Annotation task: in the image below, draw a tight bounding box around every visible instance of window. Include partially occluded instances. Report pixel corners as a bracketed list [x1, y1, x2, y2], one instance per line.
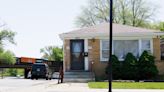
[141, 40, 151, 53]
[100, 39, 151, 61]
[100, 40, 109, 61]
[114, 40, 139, 60]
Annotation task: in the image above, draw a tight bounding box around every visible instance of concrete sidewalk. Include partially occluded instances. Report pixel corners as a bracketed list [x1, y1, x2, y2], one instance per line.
[46, 83, 164, 92]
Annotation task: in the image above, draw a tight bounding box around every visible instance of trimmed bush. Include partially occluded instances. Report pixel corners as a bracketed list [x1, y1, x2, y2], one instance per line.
[122, 53, 138, 80]
[105, 51, 158, 80]
[106, 55, 121, 80]
[138, 51, 158, 80]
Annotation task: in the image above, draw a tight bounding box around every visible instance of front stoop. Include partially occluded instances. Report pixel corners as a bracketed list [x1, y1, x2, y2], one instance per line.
[63, 72, 95, 82]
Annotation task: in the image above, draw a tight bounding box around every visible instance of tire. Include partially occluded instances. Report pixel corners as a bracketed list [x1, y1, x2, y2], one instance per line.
[36, 77, 38, 80]
[46, 77, 48, 80]
[31, 76, 34, 80]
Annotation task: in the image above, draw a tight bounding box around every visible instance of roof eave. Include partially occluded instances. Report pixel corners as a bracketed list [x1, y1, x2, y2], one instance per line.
[59, 32, 164, 39]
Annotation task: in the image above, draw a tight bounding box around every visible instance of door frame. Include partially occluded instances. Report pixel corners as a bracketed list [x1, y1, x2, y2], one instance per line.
[70, 39, 84, 70]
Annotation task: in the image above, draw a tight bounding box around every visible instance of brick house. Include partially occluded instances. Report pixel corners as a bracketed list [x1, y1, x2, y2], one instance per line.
[59, 23, 164, 78]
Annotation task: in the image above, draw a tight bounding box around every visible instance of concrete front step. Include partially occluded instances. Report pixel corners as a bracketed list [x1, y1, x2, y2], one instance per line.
[64, 72, 95, 82]
[64, 78, 93, 83]
[64, 72, 93, 75]
[64, 74, 93, 78]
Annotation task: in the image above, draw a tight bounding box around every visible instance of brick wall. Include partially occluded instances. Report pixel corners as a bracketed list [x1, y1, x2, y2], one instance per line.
[88, 39, 108, 78]
[153, 38, 161, 61]
[152, 38, 164, 75]
[155, 61, 164, 75]
[64, 39, 71, 71]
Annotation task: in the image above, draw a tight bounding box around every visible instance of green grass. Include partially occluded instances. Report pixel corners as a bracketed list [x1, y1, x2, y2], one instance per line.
[88, 82, 164, 89]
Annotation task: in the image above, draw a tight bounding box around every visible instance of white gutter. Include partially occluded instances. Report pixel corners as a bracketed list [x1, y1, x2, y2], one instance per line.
[59, 32, 164, 40]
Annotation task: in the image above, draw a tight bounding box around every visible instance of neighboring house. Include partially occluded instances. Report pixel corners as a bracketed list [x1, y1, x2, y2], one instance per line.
[59, 23, 164, 78]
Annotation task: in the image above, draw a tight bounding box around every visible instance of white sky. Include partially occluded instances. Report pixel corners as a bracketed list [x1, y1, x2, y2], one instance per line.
[0, 0, 164, 58]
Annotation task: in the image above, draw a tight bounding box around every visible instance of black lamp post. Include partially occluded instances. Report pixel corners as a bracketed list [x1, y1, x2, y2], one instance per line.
[108, 0, 113, 92]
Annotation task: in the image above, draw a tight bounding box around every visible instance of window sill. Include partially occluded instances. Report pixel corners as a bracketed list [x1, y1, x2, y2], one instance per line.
[100, 61, 108, 63]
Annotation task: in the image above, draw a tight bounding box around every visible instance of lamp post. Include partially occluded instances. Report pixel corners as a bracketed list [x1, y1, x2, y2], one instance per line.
[108, 0, 113, 92]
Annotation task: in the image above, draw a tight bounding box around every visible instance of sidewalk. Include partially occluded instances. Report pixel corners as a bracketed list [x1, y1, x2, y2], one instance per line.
[46, 83, 164, 92]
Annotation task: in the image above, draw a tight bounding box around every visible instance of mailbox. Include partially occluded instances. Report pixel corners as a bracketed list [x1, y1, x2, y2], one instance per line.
[83, 52, 88, 57]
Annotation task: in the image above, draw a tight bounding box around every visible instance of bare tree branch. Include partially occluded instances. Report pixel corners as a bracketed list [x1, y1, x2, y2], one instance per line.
[75, 0, 157, 28]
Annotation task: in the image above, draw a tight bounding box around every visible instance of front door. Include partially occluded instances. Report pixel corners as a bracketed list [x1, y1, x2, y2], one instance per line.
[70, 40, 84, 70]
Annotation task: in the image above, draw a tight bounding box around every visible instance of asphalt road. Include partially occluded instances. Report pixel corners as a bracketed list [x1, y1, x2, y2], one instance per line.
[0, 77, 58, 92]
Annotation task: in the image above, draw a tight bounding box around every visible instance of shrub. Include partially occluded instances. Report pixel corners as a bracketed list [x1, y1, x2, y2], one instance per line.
[7, 69, 18, 76]
[105, 51, 158, 80]
[138, 51, 158, 80]
[122, 53, 138, 80]
[106, 55, 121, 80]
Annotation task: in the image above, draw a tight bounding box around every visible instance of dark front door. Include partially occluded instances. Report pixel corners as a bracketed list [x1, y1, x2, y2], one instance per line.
[70, 40, 84, 70]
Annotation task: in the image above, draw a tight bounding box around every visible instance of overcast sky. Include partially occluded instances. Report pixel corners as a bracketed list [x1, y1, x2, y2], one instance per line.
[0, 0, 164, 58]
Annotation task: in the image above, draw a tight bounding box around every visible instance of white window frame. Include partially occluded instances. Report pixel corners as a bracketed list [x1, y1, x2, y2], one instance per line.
[139, 39, 153, 55]
[100, 38, 153, 62]
[100, 39, 110, 61]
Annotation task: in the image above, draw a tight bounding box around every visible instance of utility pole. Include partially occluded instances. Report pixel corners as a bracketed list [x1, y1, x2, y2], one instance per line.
[108, 0, 113, 92]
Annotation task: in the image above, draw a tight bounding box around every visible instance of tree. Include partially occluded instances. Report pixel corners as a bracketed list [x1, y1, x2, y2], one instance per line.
[160, 22, 164, 31]
[40, 46, 63, 61]
[76, 0, 109, 27]
[0, 30, 16, 45]
[0, 29, 16, 65]
[0, 50, 16, 64]
[76, 0, 156, 28]
[154, 22, 164, 31]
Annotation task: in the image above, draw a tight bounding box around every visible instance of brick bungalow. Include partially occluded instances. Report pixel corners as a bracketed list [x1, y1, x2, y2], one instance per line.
[59, 23, 164, 78]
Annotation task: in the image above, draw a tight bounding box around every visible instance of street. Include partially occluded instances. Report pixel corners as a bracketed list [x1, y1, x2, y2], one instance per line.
[0, 77, 56, 92]
[0, 77, 164, 92]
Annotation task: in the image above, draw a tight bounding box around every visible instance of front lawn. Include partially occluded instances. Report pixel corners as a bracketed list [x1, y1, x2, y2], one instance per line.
[88, 82, 164, 89]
